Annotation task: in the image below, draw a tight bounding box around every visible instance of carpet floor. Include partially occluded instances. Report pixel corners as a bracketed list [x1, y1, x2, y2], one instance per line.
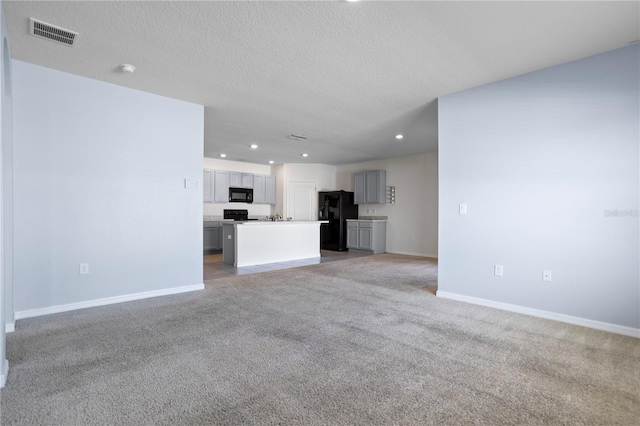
[1, 254, 638, 425]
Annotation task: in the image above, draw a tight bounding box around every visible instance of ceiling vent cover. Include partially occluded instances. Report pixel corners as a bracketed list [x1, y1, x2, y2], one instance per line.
[287, 134, 308, 141]
[29, 18, 78, 47]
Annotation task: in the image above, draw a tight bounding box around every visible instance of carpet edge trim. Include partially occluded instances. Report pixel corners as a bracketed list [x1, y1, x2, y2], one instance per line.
[436, 291, 639, 338]
[386, 250, 438, 258]
[13, 284, 205, 321]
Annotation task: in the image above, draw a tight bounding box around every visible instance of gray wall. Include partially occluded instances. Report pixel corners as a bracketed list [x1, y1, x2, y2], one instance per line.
[2, 14, 12, 330]
[12, 61, 204, 314]
[438, 45, 639, 329]
[0, 0, 11, 386]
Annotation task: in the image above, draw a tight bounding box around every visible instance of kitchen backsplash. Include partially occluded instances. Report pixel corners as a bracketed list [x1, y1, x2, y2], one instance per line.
[203, 202, 272, 218]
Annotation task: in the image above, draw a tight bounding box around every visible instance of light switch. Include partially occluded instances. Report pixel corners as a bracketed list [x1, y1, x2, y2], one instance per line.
[494, 264, 503, 276]
[184, 179, 199, 189]
[459, 204, 468, 215]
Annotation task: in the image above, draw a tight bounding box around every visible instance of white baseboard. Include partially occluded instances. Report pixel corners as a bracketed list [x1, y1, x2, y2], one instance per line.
[0, 359, 8, 388]
[14, 284, 205, 321]
[5, 322, 15, 333]
[386, 250, 438, 259]
[436, 291, 639, 338]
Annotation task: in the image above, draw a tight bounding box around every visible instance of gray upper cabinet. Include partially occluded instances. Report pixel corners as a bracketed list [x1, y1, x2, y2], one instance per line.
[203, 169, 213, 203]
[252, 174, 276, 205]
[204, 169, 274, 204]
[354, 170, 386, 204]
[213, 170, 230, 203]
[253, 174, 266, 204]
[229, 172, 241, 187]
[265, 175, 276, 205]
[242, 173, 254, 188]
[354, 172, 365, 204]
[229, 172, 253, 188]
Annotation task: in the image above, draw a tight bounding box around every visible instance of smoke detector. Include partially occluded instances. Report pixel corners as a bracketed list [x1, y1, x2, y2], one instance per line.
[29, 18, 78, 47]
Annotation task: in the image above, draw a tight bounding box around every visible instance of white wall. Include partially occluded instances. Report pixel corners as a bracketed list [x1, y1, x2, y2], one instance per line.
[272, 164, 284, 217]
[438, 45, 639, 332]
[336, 152, 438, 257]
[13, 61, 204, 315]
[0, 1, 11, 387]
[203, 157, 272, 217]
[280, 163, 337, 219]
[284, 163, 337, 192]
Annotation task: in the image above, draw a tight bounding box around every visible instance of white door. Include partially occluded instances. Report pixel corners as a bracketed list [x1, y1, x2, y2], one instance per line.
[287, 181, 316, 221]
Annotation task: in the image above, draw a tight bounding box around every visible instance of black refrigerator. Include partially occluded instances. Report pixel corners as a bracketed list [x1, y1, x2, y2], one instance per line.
[319, 191, 358, 251]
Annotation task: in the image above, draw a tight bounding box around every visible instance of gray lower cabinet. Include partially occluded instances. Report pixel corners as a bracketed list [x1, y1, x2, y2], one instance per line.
[354, 170, 386, 204]
[222, 223, 235, 265]
[204, 221, 223, 254]
[347, 220, 386, 254]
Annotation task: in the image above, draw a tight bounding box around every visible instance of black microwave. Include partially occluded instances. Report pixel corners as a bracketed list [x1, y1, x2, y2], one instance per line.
[229, 187, 253, 203]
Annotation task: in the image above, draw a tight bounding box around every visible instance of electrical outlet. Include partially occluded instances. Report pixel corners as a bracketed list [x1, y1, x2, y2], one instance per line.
[79, 263, 89, 275]
[543, 270, 552, 282]
[494, 264, 504, 276]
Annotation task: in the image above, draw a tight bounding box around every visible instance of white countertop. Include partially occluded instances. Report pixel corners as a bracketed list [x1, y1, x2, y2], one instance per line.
[204, 217, 268, 222]
[346, 219, 388, 222]
[224, 220, 328, 226]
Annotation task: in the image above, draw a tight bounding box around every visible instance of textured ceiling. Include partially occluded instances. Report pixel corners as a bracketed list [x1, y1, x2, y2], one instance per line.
[3, 1, 639, 166]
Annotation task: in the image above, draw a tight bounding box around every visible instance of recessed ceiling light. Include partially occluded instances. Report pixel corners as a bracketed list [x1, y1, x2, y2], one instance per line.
[301, 153, 309, 157]
[268, 160, 274, 164]
[395, 134, 404, 140]
[120, 64, 136, 73]
[219, 154, 226, 158]
[250, 144, 258, 149]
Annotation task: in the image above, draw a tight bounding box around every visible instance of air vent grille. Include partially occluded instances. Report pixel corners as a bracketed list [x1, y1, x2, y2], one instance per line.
[30, 18, 78, 46]
[287, 134, 308, 141]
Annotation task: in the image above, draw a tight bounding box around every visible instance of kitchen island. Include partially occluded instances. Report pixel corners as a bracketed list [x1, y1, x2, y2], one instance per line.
[222, 221, 328, 267]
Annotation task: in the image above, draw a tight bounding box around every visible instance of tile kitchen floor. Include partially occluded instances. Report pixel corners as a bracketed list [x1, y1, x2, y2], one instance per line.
[204, 250, 369, 281]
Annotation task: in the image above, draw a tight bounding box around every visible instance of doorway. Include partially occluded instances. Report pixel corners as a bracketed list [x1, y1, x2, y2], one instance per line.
[287, 181, 317, 221]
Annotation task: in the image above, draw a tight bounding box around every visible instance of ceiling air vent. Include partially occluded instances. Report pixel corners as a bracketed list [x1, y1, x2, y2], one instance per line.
[287, 134, 308, 141]
[29, 18, 78, 47]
